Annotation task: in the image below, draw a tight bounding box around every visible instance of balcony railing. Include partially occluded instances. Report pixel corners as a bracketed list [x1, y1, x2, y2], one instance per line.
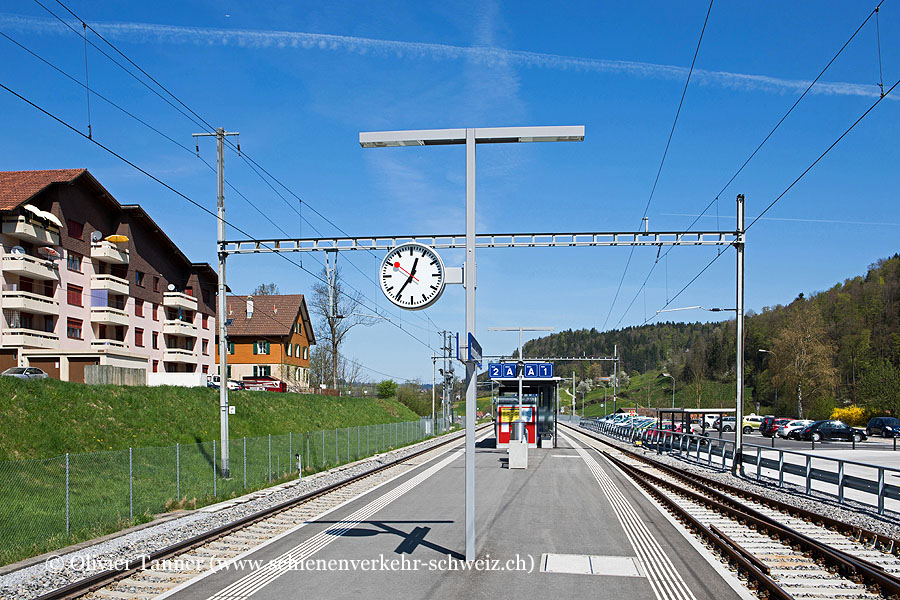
[1, 290, 59, 315]
[91, 274, 130, 296]
[90, 306, 129, 327]
[1, 329, 59, 349]
[1, 253, 59, 281]
[1, 216, 60, 246]
[163, 291, 197, 312]
[162, 319, 198, 338]
[90, 339, 127, 349]
[163, 348, 196, 363]
[90, 240, 129, 265]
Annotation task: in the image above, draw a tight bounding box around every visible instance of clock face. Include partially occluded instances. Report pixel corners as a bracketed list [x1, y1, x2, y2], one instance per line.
[380, 243, 445, 310]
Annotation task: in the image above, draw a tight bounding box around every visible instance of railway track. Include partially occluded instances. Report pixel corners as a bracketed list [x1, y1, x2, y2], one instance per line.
[562, 423, 900, 600]
[36, 425, 489, 600]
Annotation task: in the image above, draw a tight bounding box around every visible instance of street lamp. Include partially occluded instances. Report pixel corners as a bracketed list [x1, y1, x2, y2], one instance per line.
[658, 372, 676, 409]
[360, 125, 583, 563]
[759, 349, 778, 413]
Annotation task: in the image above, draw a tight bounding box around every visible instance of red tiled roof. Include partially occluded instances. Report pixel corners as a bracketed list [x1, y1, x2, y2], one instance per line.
[226, 294, 315, 343]
[0, 169, 87, 210]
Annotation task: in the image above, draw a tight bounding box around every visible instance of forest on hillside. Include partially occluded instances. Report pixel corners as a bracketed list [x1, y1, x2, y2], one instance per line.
[522, 254, 900, 420]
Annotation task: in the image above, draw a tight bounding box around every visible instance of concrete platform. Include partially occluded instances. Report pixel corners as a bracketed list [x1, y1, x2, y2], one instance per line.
[162, 431, 750, 600]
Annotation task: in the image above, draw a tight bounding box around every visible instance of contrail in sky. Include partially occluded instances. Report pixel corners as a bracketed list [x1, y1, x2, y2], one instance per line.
[0, 13, 890, 100]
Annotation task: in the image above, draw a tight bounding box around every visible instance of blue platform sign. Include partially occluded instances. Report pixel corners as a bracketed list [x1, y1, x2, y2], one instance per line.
[538, 363, 554, 378]
[488, 363, 518, 378]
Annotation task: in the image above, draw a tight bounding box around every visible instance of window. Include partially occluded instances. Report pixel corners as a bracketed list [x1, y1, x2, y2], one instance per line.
[153, 276, 160, 292]
[228, 341, 235, 355]
[185, 286, 193, 297]
[253, 365, 272, 377]
[202, 364, 209, 374]
[135, 328, 144, 347]
[226, 365, 232, 378]
[67, 219, 84, 240]
[135, 271, 144, 287]
[67, 284, 83, 307]
[152, 304, 158, 321]
[135, 299, 144, 317]
[202, 339, 209, 355]
[66, 251, 82, 272]
[43, 315, 54, 333]
[286, 343, 292, 357]
[302, 346, 309, 360]
[66, 318, 82, 339]
[294, 344, 300, 357]
[202, 314, 208, 329]
[152, 360, 159, 373]
[253, 340, 270, 355]
[202, 289, 210, 304]
[296, 320, 302, 335]
[152, 332, 158, 350]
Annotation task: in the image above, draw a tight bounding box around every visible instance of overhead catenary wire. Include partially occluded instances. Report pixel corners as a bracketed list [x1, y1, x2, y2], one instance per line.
[612, 0, 885, 329]
[36, 0, 445, 336]
[602, 0, 714, 330]
[0, 78, 439, 356]
[643, 72, 900, 326]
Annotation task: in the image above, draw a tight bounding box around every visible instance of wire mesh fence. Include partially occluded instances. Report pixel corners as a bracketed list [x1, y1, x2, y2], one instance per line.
[0, 416, 444, 566]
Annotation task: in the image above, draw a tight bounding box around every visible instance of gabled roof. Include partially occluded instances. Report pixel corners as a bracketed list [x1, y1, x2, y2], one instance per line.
[226, 294, 316, 344]
[0, 169, 88, 210]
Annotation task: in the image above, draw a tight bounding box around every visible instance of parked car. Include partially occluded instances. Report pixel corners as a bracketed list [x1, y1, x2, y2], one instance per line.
[742, 415, 765, 434]
[242, 376, 287, 392]
[795, 420, 867, 442]
[1, 366, 48, 380]
[760, 416, 791, 438]
[866, 417, 900, 438]
[206, 375, 244, 390]
[712, 416, 737, 432]
[778, 419, 814, 438]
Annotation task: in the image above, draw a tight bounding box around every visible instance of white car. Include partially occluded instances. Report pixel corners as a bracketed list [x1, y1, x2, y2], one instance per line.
[778, 419, 814, 438]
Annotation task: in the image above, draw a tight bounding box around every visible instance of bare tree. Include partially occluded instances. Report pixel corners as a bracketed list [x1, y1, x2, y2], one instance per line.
[311, 264, 374, 390]
[252, 282, 280, 295]
[773, 307, 837, 419]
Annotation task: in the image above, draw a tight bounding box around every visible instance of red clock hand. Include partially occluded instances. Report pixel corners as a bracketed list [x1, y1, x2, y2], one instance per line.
[393, 261, 419, 282]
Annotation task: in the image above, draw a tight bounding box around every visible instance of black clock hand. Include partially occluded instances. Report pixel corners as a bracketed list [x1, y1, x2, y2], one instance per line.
[409, 257, 419, 278]
[396, 275, 412, 298]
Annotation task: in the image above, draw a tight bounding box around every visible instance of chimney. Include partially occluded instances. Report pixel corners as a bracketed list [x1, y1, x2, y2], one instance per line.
[246, 296, 254, 319]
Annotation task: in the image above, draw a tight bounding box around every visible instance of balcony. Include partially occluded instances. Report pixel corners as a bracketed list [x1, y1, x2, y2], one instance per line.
[163, 348, 196, 363]
[163, 291, 197, 312]
[90, 240, 129, 265]
[163, 319, 197, 338]
[90, 339, 127, 350]
[2, 216, 60, 246]
[90, 306, 129, 327]
[1, 329, 58, 349]
[1, 253, 59, 281]
[1, 290, 59, 315]
[91, 274, 129, 296]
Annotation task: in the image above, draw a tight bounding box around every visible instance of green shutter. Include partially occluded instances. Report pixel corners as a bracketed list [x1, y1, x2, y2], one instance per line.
[253, 342, 258, 355]
[265, 341, 270, 354]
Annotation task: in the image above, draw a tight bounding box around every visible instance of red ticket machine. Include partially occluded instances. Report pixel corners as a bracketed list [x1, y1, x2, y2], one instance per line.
[495, 399, 537, 449]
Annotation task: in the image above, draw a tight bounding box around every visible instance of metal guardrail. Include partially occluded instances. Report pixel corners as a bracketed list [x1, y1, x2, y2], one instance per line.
[578, 418, 900, 515]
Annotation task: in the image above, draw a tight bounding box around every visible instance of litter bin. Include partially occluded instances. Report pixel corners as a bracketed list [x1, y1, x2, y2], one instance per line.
[510, 420, 528, 443]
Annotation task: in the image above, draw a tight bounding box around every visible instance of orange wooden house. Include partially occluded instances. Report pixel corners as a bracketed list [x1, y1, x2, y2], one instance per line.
[215, 294, 315, 390]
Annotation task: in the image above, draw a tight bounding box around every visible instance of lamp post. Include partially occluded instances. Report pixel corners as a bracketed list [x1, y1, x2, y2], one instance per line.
[659, 373, 676, 409]
[759, 349, 778, 412]
[360, 126, 583, 562]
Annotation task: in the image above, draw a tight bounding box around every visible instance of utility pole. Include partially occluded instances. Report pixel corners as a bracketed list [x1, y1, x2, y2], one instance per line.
[613, 344, 619, 415]
[193, 127, 239, 478]
[325, 250, 338, 392]
[734, 194, 746, 475]
[431, 352, 436, 431]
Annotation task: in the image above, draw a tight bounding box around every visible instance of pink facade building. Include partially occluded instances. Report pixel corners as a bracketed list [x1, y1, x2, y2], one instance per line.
[0, 169, 217, 383]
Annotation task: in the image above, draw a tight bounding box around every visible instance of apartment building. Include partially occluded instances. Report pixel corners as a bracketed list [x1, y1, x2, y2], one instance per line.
[216, 294, 315, 391]
[0, 169, 217, 383]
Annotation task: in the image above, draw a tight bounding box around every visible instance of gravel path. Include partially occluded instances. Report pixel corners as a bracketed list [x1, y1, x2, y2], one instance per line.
[0, 430, 462, 600]
[570, 423, 900, 541]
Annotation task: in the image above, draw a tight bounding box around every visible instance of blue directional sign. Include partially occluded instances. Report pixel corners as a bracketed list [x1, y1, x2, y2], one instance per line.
[523, 363, 539, 378]
[488, 363, 518, 378]
[538, 363, 554, 378]
[502, 363, 516, 378]
[488, 363, 502, 378]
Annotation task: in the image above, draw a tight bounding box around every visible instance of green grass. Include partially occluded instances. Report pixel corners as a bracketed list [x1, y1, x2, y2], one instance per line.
[0, 378, 435, 566]
[0, 378, 420, 461]
[452, 396, 493, 416]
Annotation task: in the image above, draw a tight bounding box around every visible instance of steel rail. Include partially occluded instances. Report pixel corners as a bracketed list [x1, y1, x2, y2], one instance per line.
[34, 424, 489, 600]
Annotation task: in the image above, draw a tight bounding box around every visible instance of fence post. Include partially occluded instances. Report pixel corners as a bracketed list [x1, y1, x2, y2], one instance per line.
[306, 432, 309, 471]
[289, 432, 292, 469]
[129, 447, 133, 520]
[878, 468, 885, 514]
[213, 440, 217, 496]
[805, 455, 812, 494]
[357, 426, 360, 460]
[347, 427, 350, 463]
[335, 428, 338, 464]
[268, 434, 272, 483]
[243, 437, 247, 489]
[176, 443, 180, 500]
[322, 430, 325, 467]
[65, 453, 70, 534]
[367, 425, 370, 455]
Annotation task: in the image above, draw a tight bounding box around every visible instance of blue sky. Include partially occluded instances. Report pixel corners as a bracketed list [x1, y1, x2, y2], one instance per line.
[1, 1, 898, 383]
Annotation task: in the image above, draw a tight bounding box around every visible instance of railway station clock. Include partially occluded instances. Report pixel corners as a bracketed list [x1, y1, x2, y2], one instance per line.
[379, 242, 445, 310]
